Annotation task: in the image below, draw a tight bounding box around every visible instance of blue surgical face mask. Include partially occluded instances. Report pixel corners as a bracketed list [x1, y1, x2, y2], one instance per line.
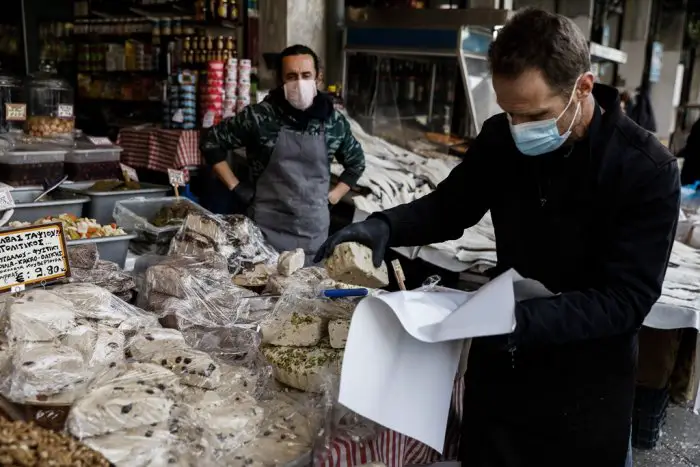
[508, 80, 582, 156]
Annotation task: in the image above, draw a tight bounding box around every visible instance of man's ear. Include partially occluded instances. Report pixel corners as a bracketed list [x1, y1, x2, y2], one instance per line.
[577, 72, 595, 101]
[316, 69, 324, 89]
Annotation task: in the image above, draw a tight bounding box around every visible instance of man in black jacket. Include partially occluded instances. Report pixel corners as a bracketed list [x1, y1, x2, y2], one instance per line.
[316, 7, 680, 467]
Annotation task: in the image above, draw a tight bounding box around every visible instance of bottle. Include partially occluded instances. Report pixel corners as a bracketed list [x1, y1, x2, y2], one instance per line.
[229, 0, 239, 20]
[217, 0, 229, 19]
[225, 36, 234, 51]
[217, 35, 224, 50]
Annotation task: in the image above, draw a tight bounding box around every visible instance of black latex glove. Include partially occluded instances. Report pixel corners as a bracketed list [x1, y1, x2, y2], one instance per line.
[232, 182, 255, 207]
[314, 217, 390, 267]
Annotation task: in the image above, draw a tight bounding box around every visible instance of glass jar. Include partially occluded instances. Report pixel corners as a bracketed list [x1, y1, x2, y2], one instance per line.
[0, 69, 25, 134]
[24, 61, 75, 144]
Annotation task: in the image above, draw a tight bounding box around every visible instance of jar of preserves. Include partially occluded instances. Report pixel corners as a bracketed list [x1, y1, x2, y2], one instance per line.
[0, 68, 25, 134]
[24, 61, 75, 144]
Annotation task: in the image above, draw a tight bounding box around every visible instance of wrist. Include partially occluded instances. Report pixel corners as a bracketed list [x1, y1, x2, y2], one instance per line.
[228, 180, 240, 191]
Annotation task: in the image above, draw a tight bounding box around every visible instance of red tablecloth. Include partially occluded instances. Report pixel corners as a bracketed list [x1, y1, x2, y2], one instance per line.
[117, 128, 203, 177]
[319, 379, 463, 467]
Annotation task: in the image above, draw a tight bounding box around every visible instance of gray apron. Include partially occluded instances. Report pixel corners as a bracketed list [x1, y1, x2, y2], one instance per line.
[251, 125, 330, 264]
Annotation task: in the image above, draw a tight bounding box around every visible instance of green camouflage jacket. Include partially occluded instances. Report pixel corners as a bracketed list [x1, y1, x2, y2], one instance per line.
[200, 91, 365, 187]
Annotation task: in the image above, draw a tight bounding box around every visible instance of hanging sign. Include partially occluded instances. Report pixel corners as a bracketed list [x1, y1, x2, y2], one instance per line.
[0, 223, 71, 294]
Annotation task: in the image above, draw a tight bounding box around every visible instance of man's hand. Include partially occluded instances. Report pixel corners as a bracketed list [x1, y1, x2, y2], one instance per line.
[313, 217, 390, 267]
[231, 181, 255, 206]
[328, 183, 351, 205]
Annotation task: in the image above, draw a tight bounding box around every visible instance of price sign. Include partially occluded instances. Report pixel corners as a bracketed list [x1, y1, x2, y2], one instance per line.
[172, 109, 184, 123]
[0, 223, 71, 294]
[57, 104, 74, 118]
[0, 189, 15, 211]
[88, 136, 112, 146]
[120, 163, 139, 182]
[168, 168, 186, 187]
[5, 103, 26, 121]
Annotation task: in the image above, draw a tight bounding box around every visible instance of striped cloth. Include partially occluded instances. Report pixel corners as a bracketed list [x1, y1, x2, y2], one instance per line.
[318, 379, 463, 467]
[117, 128, 202, 180]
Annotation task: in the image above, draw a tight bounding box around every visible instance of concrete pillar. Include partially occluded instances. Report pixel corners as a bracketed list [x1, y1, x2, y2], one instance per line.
[616, 0, 653, 90]
[650, 9, 685, 140]
[258, 0, 327, 89]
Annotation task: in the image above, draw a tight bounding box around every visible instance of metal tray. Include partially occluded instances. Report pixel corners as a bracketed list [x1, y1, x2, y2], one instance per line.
[68, 234, 137, 269]
[60, 181, 171, 225]
[9, 189, 90, 223]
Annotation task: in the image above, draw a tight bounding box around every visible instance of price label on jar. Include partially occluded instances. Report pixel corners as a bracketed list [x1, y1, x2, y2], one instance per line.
[5, 103, 26, 121]
[120, 163, 139, 182]
[168, 168, 186, 187]
[87, 136, 112, 146]
[0, 223, 71, 294]
[57, 104, 74, 118]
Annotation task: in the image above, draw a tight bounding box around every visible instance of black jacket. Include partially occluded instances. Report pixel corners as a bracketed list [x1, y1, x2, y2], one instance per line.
[379, 84, 680, 466]
[679, 117, 700, 185]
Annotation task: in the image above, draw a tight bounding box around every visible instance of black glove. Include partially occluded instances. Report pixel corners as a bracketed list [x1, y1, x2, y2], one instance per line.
[232, 182, 255, 207]
[314, 216, 390, 267]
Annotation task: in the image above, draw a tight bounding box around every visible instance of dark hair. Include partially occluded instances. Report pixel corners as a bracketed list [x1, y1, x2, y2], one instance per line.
[488, 7, 590, 96]
[276, 44, 320, 81]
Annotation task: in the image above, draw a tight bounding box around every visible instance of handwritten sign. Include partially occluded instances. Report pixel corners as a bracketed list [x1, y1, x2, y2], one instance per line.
[0, 223, 71, 293]
[5, 103, 26, 121]
[120, 163, 139, 182]
[57, 104, 74, 119]
[168, 168, 186, 187]
[88, 136, 112, 146]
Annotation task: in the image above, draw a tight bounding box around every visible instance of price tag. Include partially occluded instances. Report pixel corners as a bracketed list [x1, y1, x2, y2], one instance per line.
[0, 189, 15, 211]
[5, 103, 26, 121]
[172, 109, 184, 123]
[0, 223, 71, 294]
[168, 168, 186, 187]
[57, 104, 74, 118]
[120, 163, 139, 182]
[88, 136, 112, 146]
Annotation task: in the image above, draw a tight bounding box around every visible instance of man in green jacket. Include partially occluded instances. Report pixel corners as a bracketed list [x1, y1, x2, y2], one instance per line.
[200, 44, 365, 264]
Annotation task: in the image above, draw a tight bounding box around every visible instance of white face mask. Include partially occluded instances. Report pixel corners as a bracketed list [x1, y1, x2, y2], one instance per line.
[283, 79, 317, 110]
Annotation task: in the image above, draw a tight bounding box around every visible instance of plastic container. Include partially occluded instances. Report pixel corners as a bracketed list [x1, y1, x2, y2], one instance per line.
[59, 181, 171, 225]
[113, 196, 212, 255]
[68, 234, 137, 269]
[0, 145, 67, 187]
[25, 61, 75, 145]
[9, 189, 89, 223]
[65, 142, 123, 181]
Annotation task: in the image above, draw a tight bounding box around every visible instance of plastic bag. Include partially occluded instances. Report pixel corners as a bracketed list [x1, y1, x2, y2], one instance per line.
[168, 213, 278, 275]
[113, 196, 212, 255]
[66, 243, 136, 301]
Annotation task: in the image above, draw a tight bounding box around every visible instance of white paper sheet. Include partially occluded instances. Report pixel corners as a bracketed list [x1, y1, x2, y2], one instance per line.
[338, 269, 553, 452]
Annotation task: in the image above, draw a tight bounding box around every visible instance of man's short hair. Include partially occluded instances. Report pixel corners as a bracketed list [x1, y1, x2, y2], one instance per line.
[488, 7, 591, 96]
[277, 44, 320, 81]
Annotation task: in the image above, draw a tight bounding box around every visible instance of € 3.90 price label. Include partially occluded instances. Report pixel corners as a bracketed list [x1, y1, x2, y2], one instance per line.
[0, 223, 70, 293]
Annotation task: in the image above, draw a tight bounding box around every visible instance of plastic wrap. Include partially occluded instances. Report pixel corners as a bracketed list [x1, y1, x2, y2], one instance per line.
[67, 243, 137, 301]
[0, 283, 159, 406]
[113, 196, 212, 255]
[168, 213, 278, 275]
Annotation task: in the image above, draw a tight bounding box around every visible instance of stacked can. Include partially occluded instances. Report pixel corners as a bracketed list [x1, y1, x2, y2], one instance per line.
[223, 58, 237, 118]
[179, 82, 197, 130]
[202, 60, 225, 127]
[237, 59, 252, 112]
